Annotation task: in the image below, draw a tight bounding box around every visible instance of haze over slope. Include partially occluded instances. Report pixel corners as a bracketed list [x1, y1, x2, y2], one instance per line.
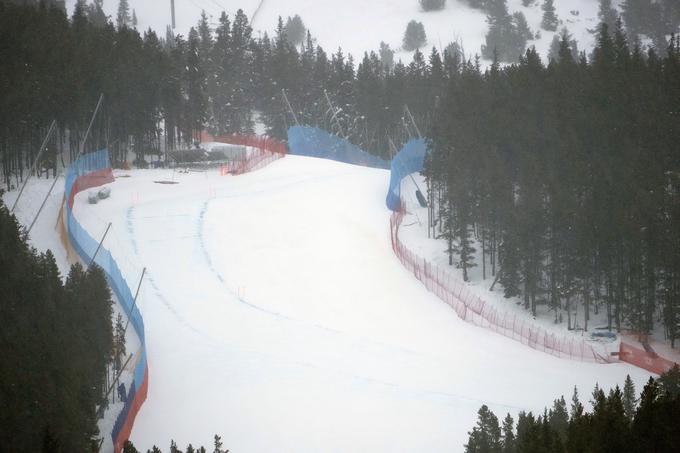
[64, 0, 603, 64]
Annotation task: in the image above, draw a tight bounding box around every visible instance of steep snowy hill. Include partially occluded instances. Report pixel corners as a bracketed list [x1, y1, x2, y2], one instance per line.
[64, 0, 606, 64]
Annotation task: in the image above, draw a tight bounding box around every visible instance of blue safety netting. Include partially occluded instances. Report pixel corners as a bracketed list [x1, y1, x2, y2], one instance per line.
[64, 149, 111, 202]
[63, 150, 148, 446]
[287, 126, 390, 169]
[385, 138, 427, 211]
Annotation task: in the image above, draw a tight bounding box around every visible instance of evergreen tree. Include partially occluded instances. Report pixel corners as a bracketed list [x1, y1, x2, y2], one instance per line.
[116, 0, 130, 29]
[598, 0, 619, 32]
[420, 0, 446, 11]
[621, 0, 648, 38]
[379, 41, 395, 71]
[657, 364, 680, 398]
[0, 198, 114, 451]
[541, 0, 559, 31]
[482, 1, 529, 62]
[213, 435, 226, 453]
[623, 374, 638, 421]
[570, 386, 583, 419]
[86, 0, 107, 28]
[465, 405, 502, 453]
[123, 440, 140, 453]
[284, 14, 306, 46]
[501, 414, 515, 453]
[548, 396, 568, 441]
[548, 28, 579, 62]
[403, 20, 427, 51]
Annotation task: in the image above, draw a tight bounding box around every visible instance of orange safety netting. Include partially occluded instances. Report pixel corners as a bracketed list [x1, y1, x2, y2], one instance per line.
[619, 342, 678, 375]
[390, 209, 615, 364]
[203, 133, 287, 175]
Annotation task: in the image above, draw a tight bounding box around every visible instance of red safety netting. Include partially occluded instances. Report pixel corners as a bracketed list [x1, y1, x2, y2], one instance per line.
[203, 133, 287, 176]
[390, 209, 615, 363]
[619, 342, 678, 375]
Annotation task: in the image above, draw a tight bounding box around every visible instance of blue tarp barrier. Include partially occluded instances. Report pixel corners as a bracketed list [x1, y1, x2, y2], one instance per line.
[385, 138, 427, 211]
[63, 149, 148, 449]
[287, 126, 390, 169]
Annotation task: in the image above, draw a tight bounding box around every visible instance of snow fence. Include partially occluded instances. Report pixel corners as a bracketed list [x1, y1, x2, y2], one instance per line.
[389, 210, 614, 363]
[211, 134, 287, 175]
[287, 126, 390, 169]
[619, 342, 678, 375]
[64, 149, 148, 452]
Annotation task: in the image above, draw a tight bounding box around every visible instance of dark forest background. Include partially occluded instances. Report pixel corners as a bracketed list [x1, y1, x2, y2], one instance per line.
[0, 197, 116, 452]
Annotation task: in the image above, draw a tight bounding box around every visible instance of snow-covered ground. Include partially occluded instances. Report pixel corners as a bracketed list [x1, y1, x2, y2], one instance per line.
[63, 0, 606, 66]
[62, 156, 652, 452]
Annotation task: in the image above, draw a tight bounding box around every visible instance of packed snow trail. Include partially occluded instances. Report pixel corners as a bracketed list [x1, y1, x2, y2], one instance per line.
[72, 156, 651, 452]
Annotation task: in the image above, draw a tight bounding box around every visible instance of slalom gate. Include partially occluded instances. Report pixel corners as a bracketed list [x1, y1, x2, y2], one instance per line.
[201, 132, 287, 175]
[63, 149, 148, 452]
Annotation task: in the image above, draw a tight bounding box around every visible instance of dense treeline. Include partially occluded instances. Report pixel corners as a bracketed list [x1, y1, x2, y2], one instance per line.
[465, 366, 680, 453]
[0, 0, 207, 189]
[0, 197, 115, 451]
[427, 23, 680, 345]
[0, 0, 456, 190]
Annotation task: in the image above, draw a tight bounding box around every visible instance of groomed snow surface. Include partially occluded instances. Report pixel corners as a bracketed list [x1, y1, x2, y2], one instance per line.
[65, 156, 652, 452]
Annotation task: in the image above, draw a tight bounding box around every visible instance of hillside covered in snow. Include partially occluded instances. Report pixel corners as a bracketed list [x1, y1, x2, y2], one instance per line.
[64, 0, 609, 64]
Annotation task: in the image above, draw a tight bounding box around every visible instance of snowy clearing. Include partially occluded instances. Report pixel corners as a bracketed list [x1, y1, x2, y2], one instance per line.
[64, 156, 652, 452]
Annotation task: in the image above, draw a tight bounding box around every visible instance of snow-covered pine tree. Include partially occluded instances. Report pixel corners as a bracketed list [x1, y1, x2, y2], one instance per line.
[598, 0, 619, 32]
[465, 405, 502, 453]
[541, 0, 559, 31]
[379, 41, 395, 71]
[420, 0, 446, 12]
[403, 20, 427, 51]
[114, 313, 126, 372]
[548, 396, 569, 442]
[622, 375, 638, 421]
[284, 14, 306, 46]
[501, 414, 515, 452]
[116, 0, 130, 29]
[548, 28, 579, 62]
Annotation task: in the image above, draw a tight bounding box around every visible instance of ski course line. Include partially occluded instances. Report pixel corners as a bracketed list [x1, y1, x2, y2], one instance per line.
[119, 167, 531, 417]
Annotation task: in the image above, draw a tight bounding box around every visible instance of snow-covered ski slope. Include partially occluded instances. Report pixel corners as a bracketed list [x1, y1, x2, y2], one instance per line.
[64, 0, 602, 65]
[71, 156, 651, 452]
